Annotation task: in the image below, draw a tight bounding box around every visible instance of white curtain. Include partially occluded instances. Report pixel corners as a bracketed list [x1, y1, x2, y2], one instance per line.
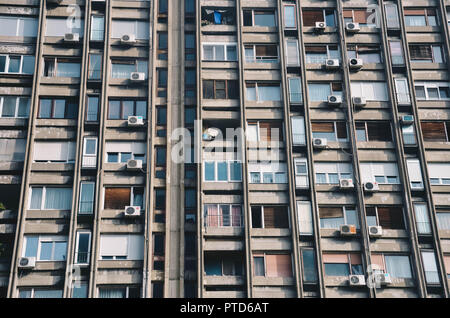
[437, 213, 450, 230]
[422, 251, 440, 284]
[29, 188, 43, 209]
[308, 84, 331, 101]
[413, 203, 431, 234]
[258, 85, 281, 101]
[44, 188, 72, 210]
[385, 255, 412, 278]
[99, 288, 126, 298]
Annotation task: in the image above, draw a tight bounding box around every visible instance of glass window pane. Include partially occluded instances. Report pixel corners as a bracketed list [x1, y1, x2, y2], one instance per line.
[22, 56, 35, 74]
[8, 56, 20, 73]
[39, 242, 53, 260]
[217, 162, 228, 181]
[2, 97, 16, 117]
[18, 98, 30, 117]
[30, 188, 43, 209]
[54, 241, 67, 260]
[25, 237, 39, 257]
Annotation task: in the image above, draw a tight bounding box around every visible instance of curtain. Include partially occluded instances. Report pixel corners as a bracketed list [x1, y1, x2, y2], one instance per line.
[231, 206, 242, 227]
[30, 188, 43, 209]
[266, 254, 292, 277]
[422, 251, 440, 284]
[405, 15, 426, 27]
[44, 188, 72, 210]
[298, 201, 313, 235]
[205, 205, 219, 227]
[385, 255, 412, 278]
[111, 63, 134, 79]
[220, 205, 230, 226]
[258, 84, 281, 101]
[284, 5, 296, 28]
[99, 288, 126, 298]
[385, 4, 400, 28]
[437, 212, 450, 230]
[90, 16, 104, 41]
[288, 77, 302, 103]
[413, 203, 431, 234]
[308, 83, 331, 101]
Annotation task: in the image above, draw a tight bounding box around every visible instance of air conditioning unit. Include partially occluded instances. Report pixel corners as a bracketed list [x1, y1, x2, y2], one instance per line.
[349, 274, 366, 286]
[126, 159, 143, 170]
[312, 138, 327, 149]
[400, 115, 414, 125]
[339, 178, 354, 189]
[364, 181, 379, 192]
[325, 59, 340, 70]
[315, 21, 326, 30]
[340, 224, 357, 236]
[130, 72, 146, 82]
[18, 257, 36, 269]
[349, 58, 363, 70]
[375, 272, 392, 285]
[202, 127, 221, 141]
[120, 34, 136, 45]
[368, 226, 383, 237]
[124, 206, 141, 217]
[327, 95, 342, 106]
[352, 97, 367, 107]
[346, 22, 360, 33]
[64, 33, 80, 43]
[127, 116, 144, 126]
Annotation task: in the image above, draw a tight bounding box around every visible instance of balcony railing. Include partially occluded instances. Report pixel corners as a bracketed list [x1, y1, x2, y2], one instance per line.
[245, 56, 279, 63]
[204, 213, 243, 228]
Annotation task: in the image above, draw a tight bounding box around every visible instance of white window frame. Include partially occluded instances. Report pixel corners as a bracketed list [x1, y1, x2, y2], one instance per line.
[0, 96, 30, 118]
[28, 186, 73, 210]
[244, 44, 279, 63]
[203, 204, 243, 228]
[285, 39, 300, 65]
[319, 206, 359, 229]
[74, 231, 92, 265]
[203, 160, 242, 182]
[294, 158, 309, 188]
[244, 9, 278, 27]
[22, 235, 68, 261]
[305, 44, 340, 63]
[251, 205, 291, 229]
[314, 162, 353, 184]
[201, 42, 238, 61]
[414, 82, 450, 100]
[283, 3, 297, 29]
[248, 162, 288, 184]
[0, 54, 34, 74]
[245, 82, 282, 102]
[0, 16, 38, 37]
[246, 121, 284, 142]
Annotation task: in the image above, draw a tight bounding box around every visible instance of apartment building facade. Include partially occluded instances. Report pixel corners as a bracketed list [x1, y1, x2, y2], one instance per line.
[0, 0, 450, 298]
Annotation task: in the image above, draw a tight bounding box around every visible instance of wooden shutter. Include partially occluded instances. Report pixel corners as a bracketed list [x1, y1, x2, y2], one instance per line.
[104, 188, 130, 209]
[322, 253, 349, 263]
[305, 46, 327, 53]
[302, 10, 324, 26]
[421, 122, 447, 141]
[311, 122, 334, 133]
[354, 10, 369, 23]
[319, 207, 343, 219]
[404, 9, 425, 16]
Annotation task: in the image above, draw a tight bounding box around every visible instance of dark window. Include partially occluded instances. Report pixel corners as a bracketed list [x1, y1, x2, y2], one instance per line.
[202, 80, 238, 99]
[155, 189, 165, 209]
[104, 188, 130, 209]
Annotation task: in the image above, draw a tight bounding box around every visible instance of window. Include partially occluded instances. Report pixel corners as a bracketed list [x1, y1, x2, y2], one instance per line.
[91, 16, 104, 41]
[248, 162, 287, 184]
[410, 44, 444, 63]
[305, 45, 340, 64]
[111, 60, 147, 79]
[203, 161, 242, 182]
[302, 249, 318, 283]
[79, 182, 95, 215]
[421, 122, 450, 142]
[99, 235, 144, 260]
[202, 43, 237, 61]
[0, 55, 35, 74]
[29, 187, 73, 210]
[82, 137, 97, 168]
[253, 253, 292, 277]
[291, 116, 305, 145]
[394, 78, 411, 104]
[437, 209, 450, 230]
[406, 158, 424, 190]
[414, 82, 450, 100]
[108, 99, 147, 120]
[203, 80, 238, 99]
[402, 123, 416, 145]
[204, 205, 242, 227]
[311, 122, 347, 141]
[343, 9, 375, 27]
[156, 147, 166, 167]
[185, 32, 196, 61]
[201, 8, 235, 25]
[404, 8, 438, 27]
[302, 9, 335, 27]
[0, 138, 26, 162]
[445, 255, 450, 279]
[0, 96, 30, 118]
[88, 54, 102, 80]
[104, 187, 144, 210]
[284, 4, 297, 28]
[288, 77, 303, 103]
[294, 158, 309, 189]
[371, 254, 413, 279]
[389, 41, 405, 65]
[0, 16, 38, 37]
[347, 45, 381, 63]
[244, 44, 278, 63]
[153, 233, 165, 257]
[308, 82, 342, 102]
[39, 98, 78, 119]
[45, 17, 84, 37]
[421, 251, 440, 284]
[19, 289, 63, 298]
[75, 231, 91, 264]
[319, 206, 359, 229]
[98, 286, 140, 298]
[44, 58, 81, 78]
[413, 203, 431, 234]
[247, 121, 284, 142]
[111, 19, 149, 39]
[246, 82, 281, 101]
[33, 141, 76, 163]
[314, 162, 353, 185]
[385, 4, 400, 29]
[360, 162, 400, 184]
[285, 40, 299, 65]
[243, 9, 277, 27]
[23, 235, 68, 261]
[428, 163, 450, 185]
[350, 82, 389, 101]
[72, 282, 88, 298]
[185, 68, 196, 98]
[205, 254, 243, 276]
[323, 253, 363, 276]
[157, 32, 168, 60]
[297, 201, 313, 235]
[86, 96, 99, 121]
[366, 206, 404, 230]
[251, 206, 289, 229]
[155, 189, 165, 210]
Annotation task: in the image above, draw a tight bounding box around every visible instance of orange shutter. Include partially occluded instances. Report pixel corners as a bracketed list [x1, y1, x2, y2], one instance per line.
[266, 254, 292, 277]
